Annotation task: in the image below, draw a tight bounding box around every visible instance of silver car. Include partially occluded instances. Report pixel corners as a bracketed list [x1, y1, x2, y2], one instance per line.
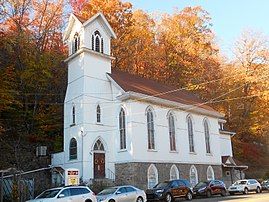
[97, 185, 146, 202]
[26, 186, 97, 202]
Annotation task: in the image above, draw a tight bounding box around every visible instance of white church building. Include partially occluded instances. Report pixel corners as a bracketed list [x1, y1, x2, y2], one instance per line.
[51, 13, 247, 189]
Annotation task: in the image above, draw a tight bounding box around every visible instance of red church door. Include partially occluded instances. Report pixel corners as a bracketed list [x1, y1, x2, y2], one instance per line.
[94, 153, 105, 178]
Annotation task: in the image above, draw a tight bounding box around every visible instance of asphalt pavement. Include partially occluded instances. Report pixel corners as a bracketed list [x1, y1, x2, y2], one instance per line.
[176, 192, 269, 202]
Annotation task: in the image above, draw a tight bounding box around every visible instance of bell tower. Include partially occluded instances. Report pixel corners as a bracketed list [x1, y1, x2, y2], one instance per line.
[62, 13, 117, 181]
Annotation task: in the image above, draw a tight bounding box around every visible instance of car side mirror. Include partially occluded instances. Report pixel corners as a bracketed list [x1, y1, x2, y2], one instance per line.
[116, 191, 121, 195]
[58, 194, 65, 198]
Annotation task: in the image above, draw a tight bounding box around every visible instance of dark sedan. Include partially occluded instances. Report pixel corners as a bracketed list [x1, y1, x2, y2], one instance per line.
[193, 180, 226, 198]
[146, 179, 193, 202]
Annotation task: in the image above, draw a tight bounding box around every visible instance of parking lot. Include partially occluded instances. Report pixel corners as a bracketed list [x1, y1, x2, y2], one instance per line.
[176, 192, 269, 202]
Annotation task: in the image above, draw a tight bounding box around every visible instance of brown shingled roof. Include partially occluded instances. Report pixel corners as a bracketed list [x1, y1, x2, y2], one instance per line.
[109, 70, 217, 112]
[73, 13, 87, 23]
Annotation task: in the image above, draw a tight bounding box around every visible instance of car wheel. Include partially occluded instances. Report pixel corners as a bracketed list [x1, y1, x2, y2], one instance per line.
[206, 190, 212, 198]
[256, 187, 261, 193]
[136, 196, 143, 202]
[221, 189, 226, 197]
[108, 200, 115, 202]
[186, 191, 193, 201]
[165, 193, 173, 202]
[243, 188, 248, 194]
[85, 200, 92, 202]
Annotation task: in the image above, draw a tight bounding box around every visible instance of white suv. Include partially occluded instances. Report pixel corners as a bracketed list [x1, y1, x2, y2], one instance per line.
[26, 186, 97, 202]
[228, 179, 261, 195]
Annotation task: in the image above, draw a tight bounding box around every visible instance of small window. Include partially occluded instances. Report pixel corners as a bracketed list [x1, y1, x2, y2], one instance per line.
[170, 165, 179, 180]
[92, 30, 103, 53]
[101, 38, 104, 53]
[204, 119, 211, 154]
[207, 166, 215, 180]
[119, 108, 126, 150]
[148, 164, 158, 188]
[187, 116, 194, 152]
[189, 165, 198, 187]
[72, 33, 80, 54]
[93, 139, 105, 151]
[69, 138, 77, 160]
[168, 112, 176, 151]
[147, 108, 155, 150]
[72, 105, 76, 125]
[96, 105, 101, 123]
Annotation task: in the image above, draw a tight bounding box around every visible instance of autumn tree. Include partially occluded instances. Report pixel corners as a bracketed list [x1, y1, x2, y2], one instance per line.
[219, 30, 269, 175]
[156, 7, 221, 88]
[0, 0, 67, 170]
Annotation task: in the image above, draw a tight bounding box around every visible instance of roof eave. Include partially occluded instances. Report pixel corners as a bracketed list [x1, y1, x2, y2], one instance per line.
[83, 12, 117, 39]
[220, 130, 236, 137]
[117, 91, 224, 119]
[64, 47, 115, 63]
[63, 14, 83, 41]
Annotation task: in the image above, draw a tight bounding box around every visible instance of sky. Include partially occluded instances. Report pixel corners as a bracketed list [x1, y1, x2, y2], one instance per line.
[126, 0, 269, 58]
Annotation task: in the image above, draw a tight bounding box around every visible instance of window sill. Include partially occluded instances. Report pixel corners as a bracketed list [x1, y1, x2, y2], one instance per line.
[169, 150, 178, 153]
[69, 158, 78, 161]
[189, 152, 197, 155]
[118, 149, 127, 153]
[96, 122, 103, 125]
[206, 153, 213, 156]
[147, 149, 158, 152]
[70, 123, 76, 127]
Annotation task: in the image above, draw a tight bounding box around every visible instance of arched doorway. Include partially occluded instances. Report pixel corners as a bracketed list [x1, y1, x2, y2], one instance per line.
[93, 139, 105, 178]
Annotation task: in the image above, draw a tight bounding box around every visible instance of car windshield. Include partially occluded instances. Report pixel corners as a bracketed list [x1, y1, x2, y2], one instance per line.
[262, 180, 269, 184]
[154, 182, 169, 189]
[36, 189, 61, 199]
[234, 181, 247, 185]
[194, 182, 209, 188]
[98, 188, 117, 195]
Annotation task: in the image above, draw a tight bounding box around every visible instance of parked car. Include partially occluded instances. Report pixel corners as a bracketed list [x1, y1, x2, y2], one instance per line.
[96, 185, 146, 202]
[261, 180, 269, 191]
[193, 180, 226, 197]
[228, 179, 261, 195]
[146, 179, 193, 202]
[26, 186, 97, 202]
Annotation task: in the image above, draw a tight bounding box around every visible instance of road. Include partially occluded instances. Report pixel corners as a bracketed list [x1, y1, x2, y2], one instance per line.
[177, 192, 269, 202]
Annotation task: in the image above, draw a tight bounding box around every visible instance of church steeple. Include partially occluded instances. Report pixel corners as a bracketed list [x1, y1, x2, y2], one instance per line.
[63, 12, 117, 57]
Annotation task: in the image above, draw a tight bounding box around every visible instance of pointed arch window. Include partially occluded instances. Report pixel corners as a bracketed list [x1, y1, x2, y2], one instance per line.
[69, 138, 77, 160]
[170, 165, 179, 180]
[204, 119, 211, 154]
[92, 30, 103, 53]
[119, 108, 126, 150]
[189, 165, 198, 187]
[187, 116, 194, 152]
[72, 105, 76, 125]
[72, 32, 80, 54]
[93, 139, 105, 151]
[96, 105, 101, 123]
[168, 112, 176, 151]
[147, 108, 155, 150]
[148, 164, 158, 189]
[207, 166, 215, 180]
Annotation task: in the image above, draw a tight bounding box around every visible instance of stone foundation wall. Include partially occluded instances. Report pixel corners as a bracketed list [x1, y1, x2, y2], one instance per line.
[115, 162, 222, 190]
